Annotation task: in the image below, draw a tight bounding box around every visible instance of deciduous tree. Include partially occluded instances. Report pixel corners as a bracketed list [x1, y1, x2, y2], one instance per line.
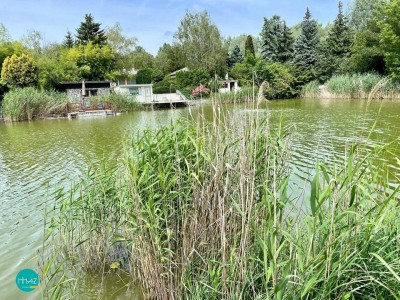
[174, 11, 227, 75]
[377, 0, 400, 78]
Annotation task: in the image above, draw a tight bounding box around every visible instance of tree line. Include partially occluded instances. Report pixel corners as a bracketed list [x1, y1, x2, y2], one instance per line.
[0, 0, 399, 98]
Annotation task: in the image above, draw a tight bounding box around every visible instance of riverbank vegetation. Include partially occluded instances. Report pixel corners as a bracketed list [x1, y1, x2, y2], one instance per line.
[41, 107, 400, 299]
[2, 87, 67, 121]
[1, 0, 400, 111]
[302, 74, 400, 100]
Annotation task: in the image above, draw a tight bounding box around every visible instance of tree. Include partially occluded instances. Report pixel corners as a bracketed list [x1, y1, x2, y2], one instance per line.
[377, 0, 400, 78]
[21, 30, 44, 54]
[136, 68, 153, 84]
[131, 46, 154, 69]
[0, 41, 25, 73]
[63, 31, 75, 48]
[261, 15, 294, 63]
[292, 8, 320, 79]
[227, 45, 243, 68]
[174, 11, 227, 75]
[1, 54, 38, 87]
[76, 14, 107, 47]
[154, 43, 185, 74]
[245, 35, 255, 57]
[316, 2, 353, 81]
[326, 2, 352, 58]
[350, 20, 385, 74]
[226, 35, 262, 56]
[105, 23, 137, 56]
[59, 42, 116, 81]
[348, 0, 381, 31]
[0, 24, 10, 44]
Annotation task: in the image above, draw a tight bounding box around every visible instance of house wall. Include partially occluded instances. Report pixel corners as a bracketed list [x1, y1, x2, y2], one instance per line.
[116, 85, 153, 103]
[66, 88, 110, 102]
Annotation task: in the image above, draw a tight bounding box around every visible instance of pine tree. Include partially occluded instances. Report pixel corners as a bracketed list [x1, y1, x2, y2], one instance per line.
[292, 8, 320, 72]
[245, 35, 255, 57]
[326, 2, 352, 58]
[261, 15, 293, 63]
[228, 45, 243, 68]
[315, 2, 353, 81]
[63, 31, 75, 48]
[75, 14, 107, 47]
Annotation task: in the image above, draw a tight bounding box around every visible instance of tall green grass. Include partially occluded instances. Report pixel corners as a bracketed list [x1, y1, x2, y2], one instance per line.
[106, 93, 143, 112]
[326, 74, 400, 99]
[301, 80, 320, 98]
[2, 87, 68, 121]
[41, 107, 400, 299]
[212, 87, 254, 103]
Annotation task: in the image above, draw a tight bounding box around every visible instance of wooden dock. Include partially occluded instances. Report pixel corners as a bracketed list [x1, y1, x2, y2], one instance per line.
[67, 110, 115, 118]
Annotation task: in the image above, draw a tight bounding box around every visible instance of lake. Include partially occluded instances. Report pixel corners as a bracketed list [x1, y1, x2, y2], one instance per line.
[1, 98, 399, 299]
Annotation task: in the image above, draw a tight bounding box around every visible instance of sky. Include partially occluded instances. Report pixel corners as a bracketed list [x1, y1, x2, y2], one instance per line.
[0, 0, 351, 55]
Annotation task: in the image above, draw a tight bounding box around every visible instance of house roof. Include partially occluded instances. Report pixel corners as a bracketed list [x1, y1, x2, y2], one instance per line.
[169, 67, 189, 77]
[56, 81, 111, 91]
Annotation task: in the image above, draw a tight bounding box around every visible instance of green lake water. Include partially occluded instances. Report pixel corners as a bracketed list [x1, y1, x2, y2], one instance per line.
[0, 99, 399, 299]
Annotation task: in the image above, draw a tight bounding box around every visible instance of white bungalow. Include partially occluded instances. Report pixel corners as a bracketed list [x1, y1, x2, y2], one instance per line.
[219, 80, 240, 94]
[114, 84, 154, 103]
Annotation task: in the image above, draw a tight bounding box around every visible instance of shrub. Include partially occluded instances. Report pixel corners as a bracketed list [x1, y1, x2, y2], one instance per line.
[192, 85, 210, 98]
[176, 68, 210, 90]
[1, 54, 38, 88]
[153, 80, 176, 94]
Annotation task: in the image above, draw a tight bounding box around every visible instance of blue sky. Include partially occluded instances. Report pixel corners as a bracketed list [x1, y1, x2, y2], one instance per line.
[0, 0, 350, 55]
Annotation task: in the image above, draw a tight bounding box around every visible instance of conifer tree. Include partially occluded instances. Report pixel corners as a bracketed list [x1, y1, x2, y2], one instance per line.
[228, 45, 243, 68]
[75, 14, 107, 47]
[315, 2, 353, 81]
[292, 8, 320, 73]
[261, 15, 293, 63]
[291, 8, 320, 86]
[63, 31, 75, 48]
[244, 35, 255, 57]
[326, 2, 352, 58]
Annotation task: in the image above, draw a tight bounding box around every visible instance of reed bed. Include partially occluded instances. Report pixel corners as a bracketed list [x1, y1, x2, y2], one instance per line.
[212, 87, 254, 104]
[2, 87, 68, 121]
[301, 80, 320, 98]
[41, 104, 400, 299]
[106, 93, 143, 112]
[326, 74, 400, 100]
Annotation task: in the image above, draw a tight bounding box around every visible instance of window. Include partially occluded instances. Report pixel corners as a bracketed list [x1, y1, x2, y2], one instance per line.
[129, 87, 140, 95]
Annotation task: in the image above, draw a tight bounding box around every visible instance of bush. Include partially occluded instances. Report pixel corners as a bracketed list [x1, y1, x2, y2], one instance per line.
[176, 68, 210, 90]
[136, 68, 153, 84]
[1, 54, 38, 88]
[192, 85, 210, 98]
[153, 80, 176, 94]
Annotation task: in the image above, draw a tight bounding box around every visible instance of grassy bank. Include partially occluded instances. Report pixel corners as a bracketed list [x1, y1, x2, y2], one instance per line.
[42, 107, 400, 299]
[302, 74, 400, 100]
[2, 87, 68, 121]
